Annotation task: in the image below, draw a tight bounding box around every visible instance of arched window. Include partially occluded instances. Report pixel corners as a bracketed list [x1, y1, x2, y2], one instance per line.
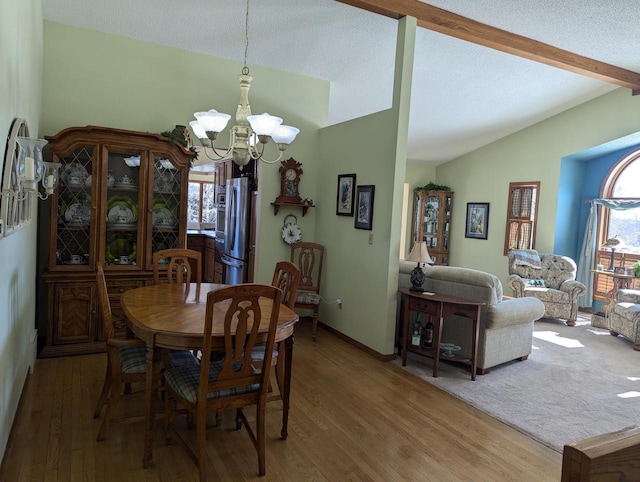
[593, 151, 640, 300]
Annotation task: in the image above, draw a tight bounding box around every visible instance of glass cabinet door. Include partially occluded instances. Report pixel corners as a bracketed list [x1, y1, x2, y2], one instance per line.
[424, 195, 440, 249]
[104, 148, 143, 267]
[54, 145, 95, 268]
[149, 155, 182, 267]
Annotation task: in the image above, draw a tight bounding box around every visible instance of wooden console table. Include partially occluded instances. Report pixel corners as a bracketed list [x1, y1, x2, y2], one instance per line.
[399, 287, 484, 381]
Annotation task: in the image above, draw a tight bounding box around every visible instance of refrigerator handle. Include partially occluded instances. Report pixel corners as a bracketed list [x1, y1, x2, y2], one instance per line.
[229, 185, 237, 248]
[221, 253, 243, 268]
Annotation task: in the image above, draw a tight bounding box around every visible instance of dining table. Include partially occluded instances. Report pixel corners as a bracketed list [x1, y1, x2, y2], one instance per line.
[121, 282, 299, 469]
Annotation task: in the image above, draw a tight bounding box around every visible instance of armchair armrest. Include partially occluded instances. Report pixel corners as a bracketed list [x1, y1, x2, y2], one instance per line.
[617, 289, 640, 304]
[487, 297, 545, 329]
[559, 279, 586, 299]
[507, 274, 526, 297]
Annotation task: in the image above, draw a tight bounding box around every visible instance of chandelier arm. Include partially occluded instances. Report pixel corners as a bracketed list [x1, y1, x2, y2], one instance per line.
[254, 151, 284, 165]
[199, 143, 233, 162]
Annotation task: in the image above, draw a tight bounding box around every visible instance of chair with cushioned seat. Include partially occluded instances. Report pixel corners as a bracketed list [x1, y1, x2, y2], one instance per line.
[290, 242, 324, 340]
[507, 249, 586, 326]
[93, 264, 198, 441]
[608, 289, 640, 350]
[164, 284, 283, 481]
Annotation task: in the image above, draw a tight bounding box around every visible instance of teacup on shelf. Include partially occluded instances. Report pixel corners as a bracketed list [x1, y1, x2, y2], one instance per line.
[119, 175, 134, 185]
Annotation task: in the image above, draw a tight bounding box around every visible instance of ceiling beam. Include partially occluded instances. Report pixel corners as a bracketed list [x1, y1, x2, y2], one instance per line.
[337, 0, 640, 92]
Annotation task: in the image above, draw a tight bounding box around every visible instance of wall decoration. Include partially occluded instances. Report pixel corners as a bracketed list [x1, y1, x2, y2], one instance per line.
[336, 173, 356, 216]
[354, 185, 375, 230]
[465, 202, 489, 240]
[0, 118, 31, 238]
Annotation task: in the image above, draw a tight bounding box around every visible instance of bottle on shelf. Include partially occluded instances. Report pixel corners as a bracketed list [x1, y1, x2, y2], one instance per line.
[411, 315, 422, 347]
[422, 316, 434, 348]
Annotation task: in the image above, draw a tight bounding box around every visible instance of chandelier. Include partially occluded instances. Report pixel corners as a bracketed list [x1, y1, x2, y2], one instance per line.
[189, 0, 300, 170]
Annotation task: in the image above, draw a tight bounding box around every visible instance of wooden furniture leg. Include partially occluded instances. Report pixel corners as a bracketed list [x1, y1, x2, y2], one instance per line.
[142, 345, 162, 468]
[281, 334, 294, 440]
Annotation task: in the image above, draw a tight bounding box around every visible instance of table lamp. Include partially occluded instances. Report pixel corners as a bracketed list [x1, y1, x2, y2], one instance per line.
[406, 241, 434, 291]
[600, 236, 620, 271]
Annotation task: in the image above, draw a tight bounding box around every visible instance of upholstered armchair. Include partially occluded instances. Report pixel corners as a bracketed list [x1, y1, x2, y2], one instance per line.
[507, 249, 586, 326]
[609, 289, 640, 351]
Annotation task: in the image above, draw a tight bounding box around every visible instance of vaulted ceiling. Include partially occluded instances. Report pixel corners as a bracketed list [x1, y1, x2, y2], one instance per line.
[42, 0, 640, 164]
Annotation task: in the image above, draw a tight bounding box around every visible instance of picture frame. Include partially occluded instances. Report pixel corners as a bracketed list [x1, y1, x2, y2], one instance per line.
[354, 185, 375, 230]
[336, 173, 356, 216]
[465, 202, 489, 239]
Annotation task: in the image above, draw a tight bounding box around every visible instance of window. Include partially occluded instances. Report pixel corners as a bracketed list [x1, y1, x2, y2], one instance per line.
[593, 152, 640, 300]
[503, 181, 540, 255]
[188, 181, 216, 224]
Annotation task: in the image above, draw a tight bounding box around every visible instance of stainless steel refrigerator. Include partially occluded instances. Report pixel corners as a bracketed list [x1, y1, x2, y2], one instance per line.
[222, 176, 251, 285]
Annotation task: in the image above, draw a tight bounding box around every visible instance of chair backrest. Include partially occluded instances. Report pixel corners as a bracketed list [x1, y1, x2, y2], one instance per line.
[509, 249, 578, 290]
[153, 248, 202, 286]
[96, 263, 115, 339]
[290, 242, 324, 294]
[271, 261, 300, 309]
[199, 284, 283, 402]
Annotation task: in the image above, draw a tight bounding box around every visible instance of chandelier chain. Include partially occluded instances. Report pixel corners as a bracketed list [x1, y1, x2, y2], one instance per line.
[243, 0, 250, 75]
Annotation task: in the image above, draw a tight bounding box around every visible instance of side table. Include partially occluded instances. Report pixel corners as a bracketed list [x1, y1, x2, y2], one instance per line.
[399, 287, 484, 381]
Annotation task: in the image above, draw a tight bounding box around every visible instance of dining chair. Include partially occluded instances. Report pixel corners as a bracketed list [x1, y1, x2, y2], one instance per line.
[164, 284, 283, 481]
[153, 248, 202, 287]
[290, 242, 324, 340]
[93, 264, 198, 441]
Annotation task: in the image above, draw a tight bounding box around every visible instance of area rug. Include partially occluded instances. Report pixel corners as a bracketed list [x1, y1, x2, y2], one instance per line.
[394, 314, 640, 453]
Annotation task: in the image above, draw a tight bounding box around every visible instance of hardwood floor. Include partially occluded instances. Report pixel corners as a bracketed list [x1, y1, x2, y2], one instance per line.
[1, 321, 561, 481]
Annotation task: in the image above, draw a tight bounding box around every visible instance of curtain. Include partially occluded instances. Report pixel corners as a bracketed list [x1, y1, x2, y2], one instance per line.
[576, 198, 640, 307]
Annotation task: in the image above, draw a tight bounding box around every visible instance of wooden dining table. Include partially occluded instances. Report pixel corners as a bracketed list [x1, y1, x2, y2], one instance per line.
[121, 282, 299, 469]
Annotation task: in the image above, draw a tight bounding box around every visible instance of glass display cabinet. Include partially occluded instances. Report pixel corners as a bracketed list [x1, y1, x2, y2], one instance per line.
[411, 189, 454, 266]
[40, 126, 194, 357]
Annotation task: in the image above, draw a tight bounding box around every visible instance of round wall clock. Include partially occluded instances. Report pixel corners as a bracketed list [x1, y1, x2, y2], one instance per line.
[275, 158, 303, 204]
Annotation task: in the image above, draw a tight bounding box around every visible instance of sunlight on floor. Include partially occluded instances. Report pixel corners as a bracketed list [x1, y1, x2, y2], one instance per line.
[617, 391, 640, 399]
[533, 331, 584, 348]
[586, 328, 612, 336]
[628, 377, 640, 381]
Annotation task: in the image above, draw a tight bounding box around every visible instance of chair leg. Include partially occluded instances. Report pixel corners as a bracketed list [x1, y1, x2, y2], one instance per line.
[312, 308, 319, 341]
[97, 375, 121, 441]
[93, 364, 111, 419]
[197, 405, 208, 482]
[256, 403, 266, 476]
[274, 342, 285, 397]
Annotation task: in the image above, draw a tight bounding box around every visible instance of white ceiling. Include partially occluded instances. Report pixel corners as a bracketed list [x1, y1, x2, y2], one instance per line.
[42, 0, 640, 165]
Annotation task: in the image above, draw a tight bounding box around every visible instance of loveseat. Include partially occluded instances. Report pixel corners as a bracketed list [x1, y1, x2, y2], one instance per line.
[399, 261, 545, 373]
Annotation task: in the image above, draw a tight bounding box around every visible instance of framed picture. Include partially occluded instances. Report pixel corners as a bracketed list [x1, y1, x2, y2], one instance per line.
[465, 202, 489, 239]
[354, 185, 375, 230]
[336, 173, 356, 216]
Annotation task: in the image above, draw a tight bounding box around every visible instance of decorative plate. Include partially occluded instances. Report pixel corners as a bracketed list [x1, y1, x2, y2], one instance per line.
[106, 232, 137, 262]
[152, 207, 175, 227]
[61, 162, 88, 185]
[281, 214, 302, 244]
[108, 205, 134, 224]
[123, 156, 140, 167]
[64, 201, 91, 224]
[106, 196, 138, 222]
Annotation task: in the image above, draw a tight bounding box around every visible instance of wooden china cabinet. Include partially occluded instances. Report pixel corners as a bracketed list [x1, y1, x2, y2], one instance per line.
[410, 190, 454, 266]
[40, 126, 195, 357]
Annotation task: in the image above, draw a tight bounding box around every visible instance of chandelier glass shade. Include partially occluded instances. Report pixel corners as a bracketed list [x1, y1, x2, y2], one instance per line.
[189, 0, 300, 169]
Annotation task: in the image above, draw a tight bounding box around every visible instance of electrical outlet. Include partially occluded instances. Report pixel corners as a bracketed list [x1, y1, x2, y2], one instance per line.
[336, 298, 343, 309]
[368, 233, 373, 245]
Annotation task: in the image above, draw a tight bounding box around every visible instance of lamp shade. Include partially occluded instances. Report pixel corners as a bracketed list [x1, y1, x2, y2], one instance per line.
[272, 125, 300, 145]
[247, 112, 283, 136]
[406, 241, 434, 264]
[194, 110, 231, 134]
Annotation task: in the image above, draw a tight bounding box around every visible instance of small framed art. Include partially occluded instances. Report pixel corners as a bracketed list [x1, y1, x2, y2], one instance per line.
[336, 173, 356, 216]
[354, 185, 375, 230]
[465, 202, 489, 239]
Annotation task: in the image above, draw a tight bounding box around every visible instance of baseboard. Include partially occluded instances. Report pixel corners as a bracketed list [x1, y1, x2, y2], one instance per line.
[316, 320, 395, 362]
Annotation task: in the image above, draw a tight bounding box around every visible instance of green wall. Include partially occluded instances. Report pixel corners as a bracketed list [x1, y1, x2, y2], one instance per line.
[41, 21, 329, 288]
[0, 0, 43, 463]
[435, 87, 640, 287]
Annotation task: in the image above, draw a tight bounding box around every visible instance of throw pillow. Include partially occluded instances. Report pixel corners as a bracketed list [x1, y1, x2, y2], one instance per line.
[511, 249, 542, 269]
[523, 278, 546, 288]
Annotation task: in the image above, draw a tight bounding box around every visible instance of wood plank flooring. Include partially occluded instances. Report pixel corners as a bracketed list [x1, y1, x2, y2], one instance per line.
[1, 321, 561, 481]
